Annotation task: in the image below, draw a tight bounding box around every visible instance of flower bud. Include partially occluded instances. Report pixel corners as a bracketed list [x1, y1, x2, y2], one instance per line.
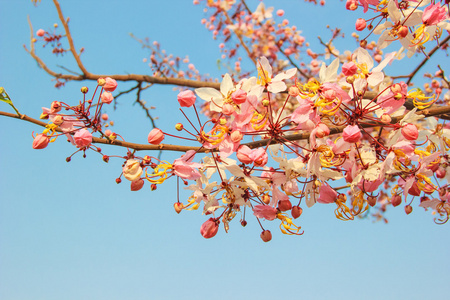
[231, 89, 247, 104]
[73, 128, 92, 148]
[404, 205, 413, 215]
[122, 159, 143, 181]
[342, 62, 358, 76]
[278, 200, 292, 211]
[97, 78, 106, 86]
[237, 145, 253, 164]
[177, 90, 196, 107]
[288, 86, 300, 97]
[345, 0, 358, 10]
[147, 128, 165, 145]
[401, 123, 418, 140]
[262, 99, 270, 107]
[260, 230, 272, 242]
[408, 181, 421, 196]
[130, 179, 144, 191]
[53, 115, 64, 126]
[291, 206, 302, 219]
[315, 123, 330, 138]
[380, 114, 391, 124]
[80, 86, 89, 94]
[397, 26, 408, 38]
[50, 101, 61, 113]
[262, 194, 271, 205]
[175, 123, 184, 131]
[230, 130, 243, 143]
[32, 133, 49, 149]
[101, 91, 114, 104]
[367, 195, 377, 207]
[391, 194, 402, 207]
[174, 202, 183, 214]
[151, 184, 157, 191]
[103, 155, 109, 163]
[116, 178, 121, 184]
[241, 220, 247, 227]
[222, 103, 235, 115]
[436, 167, 446, 179]
[36, 29, 45, 37]
[343, 124, 361, 143]
[103, 77, 117, 92]
[200, 218, 219, 239]
[355, 18, 366, 31]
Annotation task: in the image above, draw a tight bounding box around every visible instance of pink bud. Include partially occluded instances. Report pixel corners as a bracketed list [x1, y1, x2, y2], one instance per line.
[230, 130, 243, 143]
[237, 145, 253, 164]
[177, 90, 196, 107]
[355, 18, 366, 31]
[222, 103, 235, 115]
[250, 148, 268, 167]
[36, 29, 45, 37]
[130, 179, 144, 191]
[260, 230, 272, 242]
[380, 114, 391, 124]
[101, 91, 114, 104]
[101, 113, 109, 121]
[53, 115, 64, 126]
[391, 195, 402, 207]
[342, 62, 357, 76]
[147, 128, 164, 145]
[343, 125, 362, 143]
[436, 167, 446, 179]
[401, 123, 418, 140]
[291, 206, 303, 219]
[50, 101, 61, 113]
[231, 89, 247, 104]
[276, 9, 284, 17]
[408, 181, 421, 197]
[345, 0, 358, 10]
[73, 128, 92, 148]
[315, 123, 330, 138]
[32, 133, 49, 149]
[278, 200, 292, 212]
[200, 218, 219, 239]
[404, 205, 413, 215]
[104, 129, 112, 136]
[103, 77, 117, 92]
[288, 86, 300, 97]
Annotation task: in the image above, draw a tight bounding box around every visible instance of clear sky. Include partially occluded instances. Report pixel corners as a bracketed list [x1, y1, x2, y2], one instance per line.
[1, 1, 449, 300]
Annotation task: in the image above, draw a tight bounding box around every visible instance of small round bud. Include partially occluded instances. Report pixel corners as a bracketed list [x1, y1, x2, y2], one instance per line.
[262, 194, 270, 205]
[174, 202, 183, 214]
[175, 123, 184, 131]
[367, 195, 377, 207]
[404, 205, 413, 215]
[262, 99, 270, 107]
[103, 155, 109, 163]
[391, 194, 402, 207]
[278, 200, 292, 212]
[260, 230, 272, 242]
[151, 184, 157, 191]
[359, 40, 367, 48]
[241, 220, 247, 227]
[115, 178, 122, 184]
[81, 86, 89, 94]
[97, 78, 106, 86]
[380, 114, 391, 124]
[346, 76, 355, 84]
[291, 206, 303, 219]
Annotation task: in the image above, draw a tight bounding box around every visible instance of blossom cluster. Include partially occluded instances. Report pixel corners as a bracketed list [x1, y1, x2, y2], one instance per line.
[32, 45, 450, 241]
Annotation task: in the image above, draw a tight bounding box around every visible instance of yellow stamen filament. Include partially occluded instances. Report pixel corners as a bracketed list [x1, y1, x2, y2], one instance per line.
[145, 162, 172, 184]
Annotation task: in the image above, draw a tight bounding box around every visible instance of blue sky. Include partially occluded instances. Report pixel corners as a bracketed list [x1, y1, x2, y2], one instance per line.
[1, 1, 449, 300]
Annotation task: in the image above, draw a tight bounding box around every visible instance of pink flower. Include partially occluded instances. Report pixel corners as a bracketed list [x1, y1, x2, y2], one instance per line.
[130, 179, 144, 191]
[177, 90, 196, 107]
[355, 18, 366, 31]
[237, 145, 253, 164]
[317, 183, 337, 204]
[343, 125, 361, 143]
[173, 150, 202, 180]
[73, 128, 92, 148]
[230, 130, 243, 143]
[200, 218, 219, 239]
[103, 77, 117, 92]
[100, 91, 114, 104]
[147, 128, 164, 144]
[342, 62, 358, 76]
[422, 4, 447, 26]
[253, 205, 278, 220]
[401, 123, 419, 140]
[36, 29, 45, 37]
[32, 133, 49, 149]
[250, 148, 268, 166]
[231, 89, 247, 104]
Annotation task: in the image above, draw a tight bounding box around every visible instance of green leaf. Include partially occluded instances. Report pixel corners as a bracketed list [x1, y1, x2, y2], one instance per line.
[0, 87, 21, 115]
